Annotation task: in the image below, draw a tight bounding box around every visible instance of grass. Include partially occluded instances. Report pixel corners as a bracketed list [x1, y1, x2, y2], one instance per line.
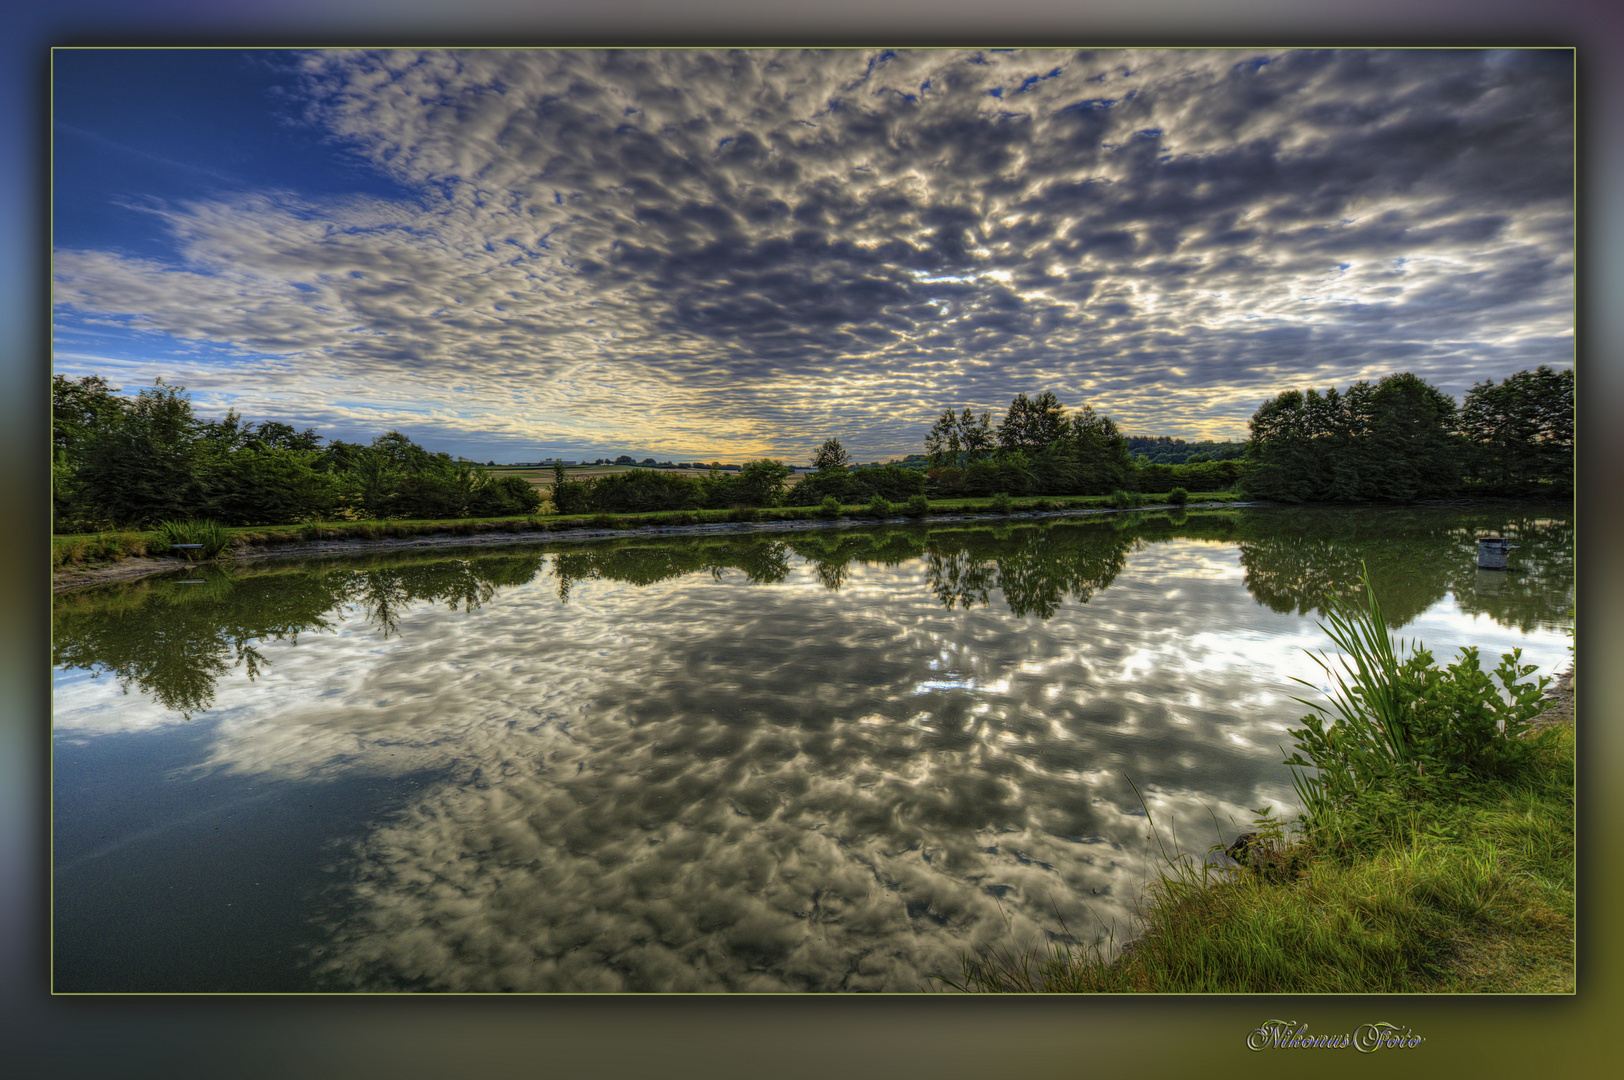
[948, 566, 1574, 994]
[51, 530, 150, 568]
[948, 728, 1574, 993]
[150, 519, 233, 560]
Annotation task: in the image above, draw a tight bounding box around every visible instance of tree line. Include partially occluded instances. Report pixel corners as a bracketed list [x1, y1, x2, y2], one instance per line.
[1243, 367, 1573, 502]
[54, 364, 1572, 530]
[52, 376, 541, 531]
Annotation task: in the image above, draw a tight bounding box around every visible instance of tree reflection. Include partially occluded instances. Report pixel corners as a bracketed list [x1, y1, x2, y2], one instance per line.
[545, 505, 1571, 629]
[552, 538, 793, 601]
[53, 551, 544, 717]
[1222, 506, 1573, 629]
[55, 505, 1571, 721]
[920, 524, 1132, 618]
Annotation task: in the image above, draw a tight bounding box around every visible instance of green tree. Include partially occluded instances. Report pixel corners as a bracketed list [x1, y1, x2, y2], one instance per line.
[957, 408, 996, 462]
[1363, 373, 1463, 500]
[52, 374, 127, 463]
[52, 374, 130, 527]
[206, 446, 340, 525]
[74, 379, 207, 527]
[1068, 406, 1133, 494]
[1243, 389, 1326, 503]
[245, 420, 323, 454]
[701, 459, 789, 508]
[924, 409, 961, 468]
[997, 391, 1067, 452]
[1459, 366, 1574, 496]
[1244, 373, 1464, 503]
[812, 437, 851, 472]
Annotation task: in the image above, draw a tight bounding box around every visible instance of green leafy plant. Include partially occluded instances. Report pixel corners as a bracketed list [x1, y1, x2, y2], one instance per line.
[904, 494, 931, 518]
[818, 495, 843, 519]
[866, 494, 896, 518]
[1168, 486, 1189, 506]
[1284, 564, 1551, 824]
[990, 491, 1015, 514]
[150, 519, 232, 561]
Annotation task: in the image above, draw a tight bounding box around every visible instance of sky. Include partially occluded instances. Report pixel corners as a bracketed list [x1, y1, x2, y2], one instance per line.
[51, 47, 1575, 465]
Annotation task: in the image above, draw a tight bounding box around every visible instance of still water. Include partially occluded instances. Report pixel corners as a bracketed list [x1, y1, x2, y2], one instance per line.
[52, 506, 1573, 992]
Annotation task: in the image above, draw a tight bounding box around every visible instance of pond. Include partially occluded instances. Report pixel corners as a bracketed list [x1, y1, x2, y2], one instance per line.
[51, 505, 1574, 992]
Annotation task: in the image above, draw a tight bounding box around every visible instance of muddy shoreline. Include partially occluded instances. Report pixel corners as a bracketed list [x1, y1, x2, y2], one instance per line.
[53, 501, 1255, 594]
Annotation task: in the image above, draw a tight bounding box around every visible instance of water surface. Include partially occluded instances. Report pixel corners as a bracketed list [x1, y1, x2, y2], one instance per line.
[52, 505, 1573, 992]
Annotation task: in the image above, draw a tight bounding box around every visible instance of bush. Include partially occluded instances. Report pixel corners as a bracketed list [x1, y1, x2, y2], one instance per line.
[52, 532, 149, 567]
[207, 447, 339, 525]
[1284, 565, 1552, 825]
[727, 505, 760, 522]
[588, 468, 701, 513]
[470, 474, 544, 517]
[904, 494, 931, 517]
[150, 519, 233, 561]
[818, 495, 843, 519]
[990, 492, 1015, 514]
[787, 470, 858, 507]
[866, 494, 896, 519]
[1168, 487, 1190, 506]
[702, 460, 789, 509]
[551, 476, 597, 515]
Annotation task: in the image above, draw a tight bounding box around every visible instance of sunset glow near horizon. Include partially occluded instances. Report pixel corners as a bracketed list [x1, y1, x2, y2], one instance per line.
[52, 48, 1574, 464]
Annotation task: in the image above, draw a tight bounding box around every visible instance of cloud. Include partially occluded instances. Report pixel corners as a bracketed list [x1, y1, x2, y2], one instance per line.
[53, 48, 1573, 459]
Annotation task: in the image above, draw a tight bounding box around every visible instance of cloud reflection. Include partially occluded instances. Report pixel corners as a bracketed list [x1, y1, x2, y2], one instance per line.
[52, 510, 1574, 991]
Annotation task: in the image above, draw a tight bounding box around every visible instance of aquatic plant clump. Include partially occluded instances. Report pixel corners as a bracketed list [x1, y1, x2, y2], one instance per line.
[150, 519, 233, 561]
[1285, 564, 1552, 824]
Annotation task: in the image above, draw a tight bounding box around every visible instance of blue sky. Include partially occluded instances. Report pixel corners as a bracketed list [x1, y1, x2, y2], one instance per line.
[52, 48, 1575, 465]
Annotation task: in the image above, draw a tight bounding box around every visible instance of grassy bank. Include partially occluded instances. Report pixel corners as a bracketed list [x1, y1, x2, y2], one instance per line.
[951, 567, 1575, 994]
[52, 490, 1246, 569]
[952, 727, 1573, 992]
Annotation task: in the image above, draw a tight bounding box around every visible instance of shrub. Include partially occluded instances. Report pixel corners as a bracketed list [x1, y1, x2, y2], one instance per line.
[1109, 489, 1135, 509]
[471, 474, 545, 517]
[818, 495, 844, 519]
[904, 494, 931, 518]
[990, 492, 1015, 514]
[702, 460, 789, 509]
[1284, 564, 1552, 825]
[150, 519, 232, 561]
[866, 495, 896, 519]
[551, 476, 597, 515]
[1168, 487, 1190, 506]
[52, 532, 149, 567]
[588, 468, 701, 513]
[728, 505, 761, 522]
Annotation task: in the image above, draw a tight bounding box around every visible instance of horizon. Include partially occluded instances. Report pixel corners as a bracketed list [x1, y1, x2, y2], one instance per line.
[52, 48, 1574, 464]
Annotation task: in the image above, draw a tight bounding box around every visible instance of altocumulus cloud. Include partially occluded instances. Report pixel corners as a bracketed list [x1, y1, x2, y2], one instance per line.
[53, 48, 1573, 459]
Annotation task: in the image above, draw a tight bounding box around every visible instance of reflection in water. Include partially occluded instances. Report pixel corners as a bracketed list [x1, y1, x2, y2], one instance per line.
[1226, 505, 1573, 630]
[52, 506, 1573, 992]
[53, 552, 545, 718]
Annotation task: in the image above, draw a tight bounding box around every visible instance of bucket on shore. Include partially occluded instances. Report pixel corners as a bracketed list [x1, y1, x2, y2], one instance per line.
[1478, 535, 1513, 570]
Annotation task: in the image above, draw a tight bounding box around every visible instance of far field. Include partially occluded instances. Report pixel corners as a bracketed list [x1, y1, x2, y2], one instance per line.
[488, 463, 811, 495]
